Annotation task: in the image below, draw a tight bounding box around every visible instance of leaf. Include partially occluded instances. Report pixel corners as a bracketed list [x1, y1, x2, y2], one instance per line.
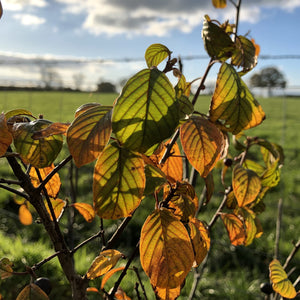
[0, 257, 13, 279]
[12, 119, 63, 168]
[241, 208, 258, 246]
[29, 164, 61, 198]
[140, 208, 194, 289]
[232, 165, 261, 207]
[210, 63, 266, 134]
[145, 43, 171, 68]
[32, 122, 70, 139]
[101, 266, 125, 290]
[112, 68, 179, 155]
[188, 218, 210, 266]
[202, 15, 235, 61]
[212, 0, 227, 8]
[16, 284, 49, 300]
[5, 109, 35, 121]
[19, 203, 33, 225]
[86, 249, 124, 280]
[113, 287, 131, 300]
[155, 285, 181, 300]
[0, 113, 13, 156]
[93, 142, 145, 219]
[71, 202, 95, 222]
[86, 287, 101, 294]
[144, 164, 167, 195]
[269, 259, 297, 299]
[180, 116, 224, 178]
[232, 36, 258, 73]
[44, 198, 66, 221]
[221, 213, 246, 246]
[260, 159, 280, 188]
[67, 105, 112, 167]
[74, 103, 101, 118]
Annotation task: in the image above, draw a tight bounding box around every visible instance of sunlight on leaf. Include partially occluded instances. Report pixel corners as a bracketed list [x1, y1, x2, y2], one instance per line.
[44, 198, 66, 221]
[16, 283, 49, 300]
[112, 68, 179, 155]
[100, 266, 125, 290]
[5, 109, 35, 121]
[232, 165, 261, 207]
[180, 115, 224, 178]
[212, 0, 227, 8]
[144, 164, 167, 195]
[140, 208, 194, 289]
[86, 249, 124, 280]
[145, 43, 171, 68]
[93, 142, 145, 219]
[71, 202, 95, 223]
[31, 122, 69, 139]
[74, 103, 101, 118]
[67, 105, 112, 167]
[113, 287, 131, 300]
[155, 285, 181, 300]
[221, 213, 246, 246]
[269, 259, 297, 299]
[210, 63, 265, 134]
[19, 203, 33, 226]
[0, 113, 13, 156]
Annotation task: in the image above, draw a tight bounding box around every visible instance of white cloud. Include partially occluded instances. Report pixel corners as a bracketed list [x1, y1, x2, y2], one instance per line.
[3, 0, 47, 11]
[13, 13, 46, 26]
[55, 0, 300, 37]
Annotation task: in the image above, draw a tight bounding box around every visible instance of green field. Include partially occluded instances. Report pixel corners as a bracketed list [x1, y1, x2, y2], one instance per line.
[0, 91, 299, 299]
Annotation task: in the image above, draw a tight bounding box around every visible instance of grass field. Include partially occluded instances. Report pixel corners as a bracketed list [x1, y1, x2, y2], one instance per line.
[0, 91, 299, 299]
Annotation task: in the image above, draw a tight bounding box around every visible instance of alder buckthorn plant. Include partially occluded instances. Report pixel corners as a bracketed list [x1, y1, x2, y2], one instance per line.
[0, 0, 299, 299]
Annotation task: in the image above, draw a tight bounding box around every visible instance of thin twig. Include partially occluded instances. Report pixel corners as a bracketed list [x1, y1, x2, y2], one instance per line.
[283, 239, 300, 269]
[133, 266, 148, 300]
[0, 178, 22, 185]
[100, 218, 106, 246]
[71, 230, 104, 254]
[0, 183, 29, 200]
[274, 198, 283, 259]
[32, 250, 64, 271]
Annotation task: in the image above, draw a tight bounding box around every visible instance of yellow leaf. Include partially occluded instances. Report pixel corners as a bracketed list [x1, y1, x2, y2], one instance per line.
[16, 284, 49, 300]
[86, 249, 124, 280]
[86, 287, 100, 294]
[155, 285, 181, 300]
[71, 202, 95, 222]
[113, 287, 131, 300]
[93, 142, 145, 219]
[0, 113, 13, 156]
[0, 257, 13, 280]
[269, 259, 297, 299]
[67, 105, 112, 167]
[140, 208, 194, 289]
[29, 164, 61, 198]
[101, 266, 125, 290]
[145, 43, 171, 68]
[221, 213, 246, 246]
[44, 198, 66, 221]
[210, 63, 265, 134]
[19, 203, 33, 225]
[180, 116, 224, 178]
[74, 103, 101, 118]
[188, 218, 210, 266]
[232, 165, 261, 207]
[241, 208, 258, 246]
[212, 0, 227, 8]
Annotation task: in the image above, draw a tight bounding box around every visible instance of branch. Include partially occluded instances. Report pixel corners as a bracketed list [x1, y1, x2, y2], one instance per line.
[133, 266, 148, 300]
[71, 230, 104, 255]
[283, 239, 300, 270]
[0, 183, 29, 200]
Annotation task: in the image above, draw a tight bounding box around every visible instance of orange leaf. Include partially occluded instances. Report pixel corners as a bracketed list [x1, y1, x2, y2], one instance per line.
[74, 103, 102, 118]
[232, 165, 261, 207]
[113, 287, 131, 300]
[101, 266, 125, 290]
[0, 113, 13, 156]
[86, 249, 124, 280]
[180, 116, 224, 178]
[269, 259, 297, 299]
[44, 198, 66, 221]
[19, 203, 33, 225]
[212, 0, 227, 8]
[188, 218, 210, 266]
[155, 285, 181, 300]
[71, 202, 95, 223]
[140, 208, 194, 289]
[31, 122, 70, 139]
[86, 287, 101, 294]
[16, 283, 49, 300]
[221, 213, 246, 246]
[242, 208, 258, 246]
[29, 164, 61, 198]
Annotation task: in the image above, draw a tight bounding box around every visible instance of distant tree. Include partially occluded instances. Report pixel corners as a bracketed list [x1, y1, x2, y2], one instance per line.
[40, 65, 63, 90]
[250, 67, 286, 97]
[96, 81, 116, 93]
[73, 73, 85, 91]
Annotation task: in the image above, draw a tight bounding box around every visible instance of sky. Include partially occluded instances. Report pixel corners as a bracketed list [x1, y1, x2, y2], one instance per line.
[0, 0, 300, 91]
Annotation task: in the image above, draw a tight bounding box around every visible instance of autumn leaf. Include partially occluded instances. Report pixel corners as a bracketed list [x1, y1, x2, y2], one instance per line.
[180, 115, 224, 178]
[0, 258, 13, 280]
[210, 63, 265, 134]
[86, 249, 124, 280]
[221, 213, 246, 246]
[145, 43, 171, 68]
[101, 266, 125, 290]
[155, 285, 181, 300]
[31, 122, 70, 139]
[44, 198, 66, 221]
[144, 164, 167, 195]
[71, 202, 95, 222]
[0, 113, 13, 156]
[232, 165, 261, 207]
[29, 164, 61, 198]
[140, 208, 194, 289]
[269, 259, 297, 299]
[74, 103, 101, 118]
[112, 68, 179, 155]
[19, 203, 33, 226]
[212, 0, 227, 8]
[67, 105, 112, 167]
[93, 142, 145, 219]
[16, 284, 49, 300]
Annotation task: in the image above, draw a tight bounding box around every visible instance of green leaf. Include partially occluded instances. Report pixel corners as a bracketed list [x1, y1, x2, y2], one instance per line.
[209, 63, 265, 134]
[0, 113, 13, 156]
[112, 68, 179, 154]
[67, 105, 112, 167]
[144, 164, 167, 195]
[93, 142, 145, 219]
[5, 109, 35, 121]
[145, 43, 171, 68]
[12, 119, 63, 168]
[202, 15, 235, 61]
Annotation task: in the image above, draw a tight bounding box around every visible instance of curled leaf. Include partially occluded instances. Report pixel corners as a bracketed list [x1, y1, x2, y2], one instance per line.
[145, 43, 171, 68]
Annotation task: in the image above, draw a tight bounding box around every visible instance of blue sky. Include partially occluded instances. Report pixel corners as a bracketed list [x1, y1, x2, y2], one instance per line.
[0, 0, 299, 90]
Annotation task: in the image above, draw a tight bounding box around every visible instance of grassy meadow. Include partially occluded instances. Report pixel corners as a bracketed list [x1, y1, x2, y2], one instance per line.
[0, 90, 299, 299]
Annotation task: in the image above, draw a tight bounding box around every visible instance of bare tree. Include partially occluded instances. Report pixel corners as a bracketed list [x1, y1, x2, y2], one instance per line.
[73, 73, 85, 91]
